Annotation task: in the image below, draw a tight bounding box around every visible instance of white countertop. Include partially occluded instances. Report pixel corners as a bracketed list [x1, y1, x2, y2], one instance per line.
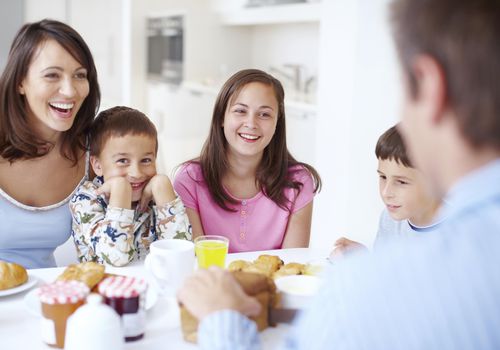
[0, 248, 327, 349]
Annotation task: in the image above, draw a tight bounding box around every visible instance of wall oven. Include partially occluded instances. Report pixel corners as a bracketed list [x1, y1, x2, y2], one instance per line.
[147, 15, 184, 84]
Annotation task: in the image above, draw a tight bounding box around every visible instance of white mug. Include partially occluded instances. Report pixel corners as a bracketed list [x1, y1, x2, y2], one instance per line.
[144, 239, 195, 296]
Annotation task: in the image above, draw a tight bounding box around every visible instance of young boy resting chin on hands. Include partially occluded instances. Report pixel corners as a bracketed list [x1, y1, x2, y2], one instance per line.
[70, 106, 191, 267]
[331, 125, 443, 259]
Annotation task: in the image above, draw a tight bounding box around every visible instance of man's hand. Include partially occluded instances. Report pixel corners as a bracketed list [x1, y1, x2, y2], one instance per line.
[138, 174, 176, 211]
[95, 176, 132, 209]
[177, 267, 261, 320]
[330, 237, 368, 260]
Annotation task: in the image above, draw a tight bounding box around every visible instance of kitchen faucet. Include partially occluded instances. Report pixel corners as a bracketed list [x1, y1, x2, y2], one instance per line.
[304, 76, 315, 95]
[269, 64, 303, 93]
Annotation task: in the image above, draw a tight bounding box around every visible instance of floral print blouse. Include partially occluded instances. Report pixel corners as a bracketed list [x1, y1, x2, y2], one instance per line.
[69, 177, 191, 267]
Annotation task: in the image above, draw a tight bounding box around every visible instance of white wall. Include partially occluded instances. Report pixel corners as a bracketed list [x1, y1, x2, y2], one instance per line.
[0, 0, 24, 71]
[24, 0, 66, 22]
[311, 0, 400, 249]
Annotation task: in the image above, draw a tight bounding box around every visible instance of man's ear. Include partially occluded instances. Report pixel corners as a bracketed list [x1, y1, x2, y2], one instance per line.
[90, 155, 103, 177]
[411, 54, 447, 125]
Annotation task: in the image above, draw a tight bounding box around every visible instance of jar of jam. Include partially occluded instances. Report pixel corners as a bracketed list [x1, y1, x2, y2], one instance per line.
[97, 276, 148, 341]
[37, 280, 90, 348]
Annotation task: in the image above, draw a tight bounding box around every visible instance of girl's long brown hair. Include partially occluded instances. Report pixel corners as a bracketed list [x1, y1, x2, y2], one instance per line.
[187, 68, 321, 212]
[0, 19, 100, 164]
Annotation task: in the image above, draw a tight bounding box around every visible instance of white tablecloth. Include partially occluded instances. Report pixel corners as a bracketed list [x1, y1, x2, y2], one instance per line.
[0, 248, 328, 349]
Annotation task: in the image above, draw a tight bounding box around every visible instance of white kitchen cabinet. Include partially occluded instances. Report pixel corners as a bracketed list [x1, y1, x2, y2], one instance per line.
[286, 107, 316, 164]
[147, 82, 181, 134]
[70, 0, 130, 109]
[147, 81, 215, 174]
[217, 2, 322, 26]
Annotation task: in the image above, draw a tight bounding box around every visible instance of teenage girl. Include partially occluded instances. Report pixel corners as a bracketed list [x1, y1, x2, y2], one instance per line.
[174, 69, 321, 252]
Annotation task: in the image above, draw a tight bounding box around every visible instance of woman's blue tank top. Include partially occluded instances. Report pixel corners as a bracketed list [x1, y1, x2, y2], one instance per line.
[0, 152, 89, 268]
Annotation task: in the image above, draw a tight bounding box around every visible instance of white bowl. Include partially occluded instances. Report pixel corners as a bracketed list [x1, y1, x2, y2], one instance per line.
[275, 275, 320, 309]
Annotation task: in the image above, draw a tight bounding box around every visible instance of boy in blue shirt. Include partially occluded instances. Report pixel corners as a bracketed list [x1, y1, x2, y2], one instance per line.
[332, 125, 443, 258]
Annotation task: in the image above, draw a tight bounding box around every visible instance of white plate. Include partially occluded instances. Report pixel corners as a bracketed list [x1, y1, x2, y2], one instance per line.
[0, 274, 38, 297]
[24, 285, 158, 317]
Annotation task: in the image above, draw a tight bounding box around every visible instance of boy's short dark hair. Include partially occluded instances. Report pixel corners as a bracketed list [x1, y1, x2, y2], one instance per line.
[90, 106, 158, 156]
[375, 125, 413, 167]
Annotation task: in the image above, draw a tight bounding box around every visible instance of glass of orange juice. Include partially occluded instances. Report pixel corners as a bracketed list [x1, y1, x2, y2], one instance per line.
[194, 235, 229, 269]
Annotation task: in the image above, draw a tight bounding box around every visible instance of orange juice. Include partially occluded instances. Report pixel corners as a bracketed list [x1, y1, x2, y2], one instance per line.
[195, 239, 228, 268]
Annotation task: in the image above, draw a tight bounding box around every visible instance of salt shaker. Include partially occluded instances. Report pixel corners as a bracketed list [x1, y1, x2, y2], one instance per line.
[64, 293, 124, 350]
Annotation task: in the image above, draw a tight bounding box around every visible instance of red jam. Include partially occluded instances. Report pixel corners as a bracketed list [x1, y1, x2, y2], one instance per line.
[97, 276, 148, 341]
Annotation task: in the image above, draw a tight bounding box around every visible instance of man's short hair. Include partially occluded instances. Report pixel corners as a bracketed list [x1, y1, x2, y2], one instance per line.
[390, 0, 500, 149]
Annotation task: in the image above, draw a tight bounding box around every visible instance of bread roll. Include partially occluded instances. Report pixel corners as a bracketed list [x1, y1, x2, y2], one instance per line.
[0, 260, 28, 291]
[242, 261, 276, 277]
[229, 255, 308, 279]
[56, 262, 105, 290]
[227, 260, 251, 272]
[255, 255, 283, 272]
[273, 262, 306, 279]
[239, 255, 284, 277]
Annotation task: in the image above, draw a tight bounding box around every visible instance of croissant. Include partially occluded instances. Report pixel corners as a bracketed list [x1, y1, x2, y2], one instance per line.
[0, 260, 28, 291]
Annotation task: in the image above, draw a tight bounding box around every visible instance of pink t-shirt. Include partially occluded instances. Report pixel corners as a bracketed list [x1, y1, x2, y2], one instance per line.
[174, 163, 315, 253]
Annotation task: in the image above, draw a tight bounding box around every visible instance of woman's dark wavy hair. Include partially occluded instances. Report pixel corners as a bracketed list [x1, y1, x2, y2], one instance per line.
[0, 19, 100, 164]
[186, 68, 321, 212]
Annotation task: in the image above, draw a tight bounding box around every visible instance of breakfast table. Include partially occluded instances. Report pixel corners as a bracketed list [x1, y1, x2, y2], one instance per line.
[0, 247, 329, 349]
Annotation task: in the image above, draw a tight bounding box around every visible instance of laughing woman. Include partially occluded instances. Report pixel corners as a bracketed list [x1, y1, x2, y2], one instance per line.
[0, 19, 100, 268]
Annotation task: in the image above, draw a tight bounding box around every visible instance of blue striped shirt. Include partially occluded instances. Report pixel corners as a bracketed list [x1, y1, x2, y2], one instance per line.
[199, 159, 500, 350]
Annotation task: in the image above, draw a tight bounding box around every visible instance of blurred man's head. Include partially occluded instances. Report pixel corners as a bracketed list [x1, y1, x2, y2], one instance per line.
[390, 0, 500, 195]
